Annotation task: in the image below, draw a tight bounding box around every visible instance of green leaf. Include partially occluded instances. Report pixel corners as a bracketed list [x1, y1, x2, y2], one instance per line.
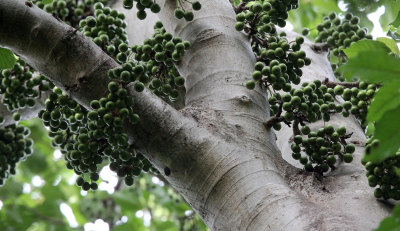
[390, 11, 400, 27]
[366, 122, 375, 137]
[367, 82, 400, 122]
[343, 40, 391, 59]
[0, 48, 16, 69]
[377, 37, 400, 55]
[375, 217, 400, 231]
[113, 213, 145, 231]
[339, 51, 400, 83]
[380, 0, 400, 29]
[365, 107, 400, 162]
[43, 0, 53, 4]
[288, 0, 341, 35]
[388, 30, 400, 42]
[375, 205, 400, 231]
[393, 204, 400, 217]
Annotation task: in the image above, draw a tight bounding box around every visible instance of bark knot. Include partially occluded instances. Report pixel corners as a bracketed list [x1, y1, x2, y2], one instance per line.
[311, 43, 331, 53]
[25, 1, 33, 7]
[196, 28, 223, 43]
[237, 95, 251, 104]
[164, 167, 171, 176]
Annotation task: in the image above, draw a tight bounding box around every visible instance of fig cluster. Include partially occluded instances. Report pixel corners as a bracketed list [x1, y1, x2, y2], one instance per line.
[292, 125, 354, 174]
[246, 34, 311, 91]
[302, 12, 372, 81]
[235, 0, 299, 31]
[32, 0, 107, 27]
[122, 0, 161, 20]
[39, 86, 155, 190]
[268, 80, 346, 130]
[0, 124, 33, 186]
[122, 0, 201, 21]
[363, 145, 400, 200]
[79, 2, 130, 63]
[0, 59, 53, 120]
[131, 22, 189, 100]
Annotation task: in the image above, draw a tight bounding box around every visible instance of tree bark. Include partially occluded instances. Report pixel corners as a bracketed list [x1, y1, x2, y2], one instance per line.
[0, 0, 391, 230]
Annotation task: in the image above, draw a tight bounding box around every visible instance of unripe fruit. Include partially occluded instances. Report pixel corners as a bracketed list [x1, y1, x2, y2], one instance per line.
[246, 80, 256, 90]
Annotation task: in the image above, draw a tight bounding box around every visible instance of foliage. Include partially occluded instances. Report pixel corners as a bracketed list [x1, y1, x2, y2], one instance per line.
[0, 48, 16, 70]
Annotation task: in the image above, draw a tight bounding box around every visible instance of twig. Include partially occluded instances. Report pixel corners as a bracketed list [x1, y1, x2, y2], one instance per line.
[322, 78, 360, 88]
[311, 43, 331, 53]
[293, 119, 301, 136]
[263, 116, 285, 129]
[234, 2, 247, 14]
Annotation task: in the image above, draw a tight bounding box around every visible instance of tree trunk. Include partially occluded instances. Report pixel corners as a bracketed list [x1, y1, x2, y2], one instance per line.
[0, 0, 391, 230]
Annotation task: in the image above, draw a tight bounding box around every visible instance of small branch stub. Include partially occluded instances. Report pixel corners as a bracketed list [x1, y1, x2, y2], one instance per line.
[322, 78, 360, 88]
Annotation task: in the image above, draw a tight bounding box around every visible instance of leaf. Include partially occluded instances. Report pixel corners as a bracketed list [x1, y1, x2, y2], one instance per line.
[152, 220, 178, 231]
[112, 190, 142, 212]
[0, 48, 16, 69]
[366, 122, 375, 137]
[377, 37, 400, 55]
[390, 11, 400, 27]
[113, 213, 145, 231]
[364, 107, 400, 162]
[375, 205, 400, 231]
[339, 51, 400, 83]
[375, 217, 400, 231]
[367, 82, 400, 122]
[393, 204, 400, 217]
[379, 0, 400, 29]
[42, 0, 53, 4]
[388, 30, 400, 42]
[343, 40, 391, 59]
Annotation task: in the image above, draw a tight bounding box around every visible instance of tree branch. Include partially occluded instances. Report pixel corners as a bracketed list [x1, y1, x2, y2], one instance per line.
[322, 78, 360, 88]
[0, 0, 200, 179]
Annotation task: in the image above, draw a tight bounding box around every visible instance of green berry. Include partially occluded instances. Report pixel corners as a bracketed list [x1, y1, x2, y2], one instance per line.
[246, 80, 256, 90]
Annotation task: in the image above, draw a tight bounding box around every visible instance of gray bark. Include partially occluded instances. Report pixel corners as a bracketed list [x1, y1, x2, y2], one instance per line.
[0, 0, 391, 230]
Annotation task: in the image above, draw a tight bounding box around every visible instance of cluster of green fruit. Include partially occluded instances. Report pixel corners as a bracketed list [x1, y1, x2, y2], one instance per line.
[122, 0, 201, 21]
[0, 59, 53, 120]
[122, 0, 161, 20]
[79, 2, 129, 62]
[292, 125, 354, 174]
[245, 34, 311, 91]
[363, 147, 400, 200]
[131, 21, 189, 100]
[173, 1, 201, 21]
[233, 1, 310, 92]
[39, 88, 101, 190]
[39, 14, 185, 191]
[340, 82, 377, 127]
[235, 0, 298, 31]
[314, 12, 372, 52]
[0, 124, 33, 186]
[268, 80, 343, 130]
[38, 85, 154, 190]
[302, 12, 372, 80]
[32, 0, 107, 27]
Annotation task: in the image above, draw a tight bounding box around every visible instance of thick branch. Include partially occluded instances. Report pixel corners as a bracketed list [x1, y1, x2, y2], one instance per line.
[0, 0, 199, 182]
[152, 0, 367, 230]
